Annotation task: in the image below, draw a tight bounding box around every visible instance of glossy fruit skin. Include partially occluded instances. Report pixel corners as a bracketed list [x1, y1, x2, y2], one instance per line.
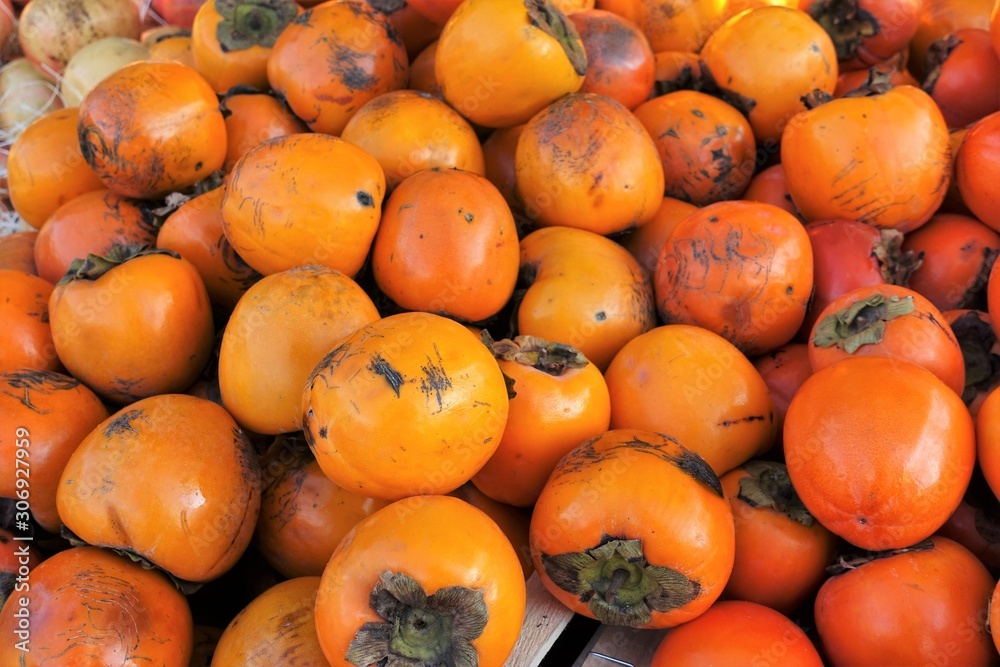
[569, 9, 655, 110]
[449, 482, 534, 578]
[700, 6, 838, 145]
[605, 324, 776, 475]
[808, 284, 967, 396]
[784, 357, 976, 551]
[266, 1, 408, 136]
[978, 387, 1000, 501]
[909, 0, 993, 80]
[752, 342, 813, 452]
[517, 226, 656, 371]
[218, 265, 380, 435]
[341, 90, 485, 192]
[530, 429, 736, 628]
[222, 134, 385, 278]
[0, 270, 58, 373]
[57, 394, 262, 582]
[596, 0, 727, 53]
[408, 39, 442, 98]
[302, 312, 510, 501]
[220, 90, 308, 173]
[0, 232, 38, 275]
[655, 200, 814, 356]
[741, 163, 799, 217]
[387, 2, 442, 60]
[805, 0, 921, 70]
[924, 28, 1000, 129]
[650, 600, 824, 666]
[814, 537, 998, 667]
[435, 0, 586, 128]
[633, 90, 756, 206]
[515, 93, 663, 234]
[371, 168, 519, 323]
[7, 107, 105, 230]
[618, 196, 698, 277]
[48, 251, 214, 404]
[956, 111, 1000, 233]
[156, 186, 262, 311]
[0, 370, 108, 533]
[782, 85, 950, 233]
[211, 577, 328, 666]
[314, 495, 526, 667]
[482, 124, 526, 212]
[34, 189, 157, 285]
[0, 546, 193, 667]
[78, 60, 227, 199]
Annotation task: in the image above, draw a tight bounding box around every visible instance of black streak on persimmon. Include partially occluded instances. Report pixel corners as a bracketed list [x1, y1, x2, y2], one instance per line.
[367, 353, 405, 398]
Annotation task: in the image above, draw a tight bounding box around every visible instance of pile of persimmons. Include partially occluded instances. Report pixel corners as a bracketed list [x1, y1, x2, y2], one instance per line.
[2, 0, 1000, 664]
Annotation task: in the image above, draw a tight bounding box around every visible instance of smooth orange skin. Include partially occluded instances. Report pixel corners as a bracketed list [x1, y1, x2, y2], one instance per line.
[302, 313, 510, 500]
[570, 9, 656, 111]
[406, 0, 463, 24]
[909, 0, 993, 80]
[927, 28, 1000, 129]
[655, 200, 814, 356]
[619, 197, 698, 277]
[34, 189, 156, 285]
[720, 467, 837, 615]
[256, 456, 390, 579]
[783, 85, 950, 232]
[222, 134, 385, 278]
[752, 342, 811, 451]
[147, 32, 195, 67]
[7, 107, 105, 230]
[633, 90, 756, 206]
[957, 111, 1000, 233]
[530, 429, 736, 628]
[515, 93, 664, 235]
[991, 259, 1000, 337]
[267, 1, 408, 136]
[482, 124, 526, 212]
[341, 90, 485, 191]
[742, 163, 799, 217]
[48, 253, 213, 404]
[471, 352, 611, 507]
[700, 6, 838, 145]
[221, 92, 308, 173]
[449, 483, 534, 579]
[0, 232, 38, 275]
[978, 387, 1000, 502]
[993, 0, 1000, 59]
[784, 357, 976, 551]
[57, 394, 261, 582]
[815, 537, 998, 667]
[0, 547, 193, 667]
[0, 270, 59, 373]
[219, 265, 380, 435]
[156, 187, 262, 311]
[650, 601, 824, 666]
[518, 226, 656, 371]
[212, 577, 329, 666]
[903, 213, 1000, 312]
[78, 60, 227, 199]
[386, 3, 442, 60]
[808, 284, 966, 397]
[435, 0, 586, 128]
[834, 56, 918, 97]
[315, 495, 526, 667]
[408, 40, 442, 97]
[371, 168, 518, 323]
[605, 324, 777, 475]
[0, 370, 108, 533]
[596, 0, 727, 53]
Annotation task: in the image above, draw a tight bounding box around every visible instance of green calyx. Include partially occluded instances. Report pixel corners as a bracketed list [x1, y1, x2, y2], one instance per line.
[525, 0, 588, 76]
[58, 244, 180, 286]
[737, 461, 815, 527]
[487, 333, 589, 376]
[811, 293, 915, 354]
[215, 0, 298, 52]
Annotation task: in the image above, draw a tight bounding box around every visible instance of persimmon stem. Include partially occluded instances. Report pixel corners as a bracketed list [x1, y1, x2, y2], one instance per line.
[605, 568, 630, 603]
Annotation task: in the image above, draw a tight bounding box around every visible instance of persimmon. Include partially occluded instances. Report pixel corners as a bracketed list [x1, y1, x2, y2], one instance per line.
[569, 9, 655, 110]
[48, 245, 214, 404]
[449, 482, 534, 579]
[924, 29, 1000, 129]
[937, 497, 1000, 571]
[33, 189, 157, 285]
[0, 528, 42, 609]
[482, 124, 526, 212]
[618, 196, 698, 277]
[804, 0, 921, 70]
[408, 40, 441, 97]
[814, 537, 997, 666]
[993, 0, 1000, 58]
[655, 200, 814, 356]
[191, 0, 300, 94]
[315, 495, 526, 666]
[57, 394, 261, 583]
[147, 30, 195, 67]
[531, 429, 735, 628]
[0, 232, 38, 275]
[435, 0, 586, 128]
[515, 92, 663, 234]
[633, 90, 756, 206]
[221, 134, 386, 278]
[978, 387, 1000, 502]
[833, 53, 918, 96]
[741, 163, 799, 217]
[650, 600, 824, 666]
[956, 110, 1000, 233]
[6, 107, 104, 230]
[595, 0, 727, 53]
[945, 309, 1000, 417]
[0, 269, 58, 373]
[0, 370, 108, 533]
[784, 357, 976, 550]
[605, 324, 776, 475]
[219, 265, 380, 435]
[0, 546, 193, 666]
[650, 50, 704, 95]
[156, 186, 263, 311]
[471, 335, 611, 507]
[341, 90, 485, 191]
[385, 2, 442, 60]
[991, 258, 1000, 337]
[909, 0, 993, 80]
[371, 168, 519, 323]
[302, 312, 510, 500]
[266, 0, 408, 135]
[406, 0, 463, 24]
[752, 342, 812, 451]
[517, 226, 656, 370]
[720, 462, 838, 615]
[219, 88, 308, 173]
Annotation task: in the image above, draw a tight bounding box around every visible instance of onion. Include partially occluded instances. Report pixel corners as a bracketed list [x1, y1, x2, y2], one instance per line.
[61, 37, 150, 107]
[18, 0, 142, 74]
[0, 58, 62, 143]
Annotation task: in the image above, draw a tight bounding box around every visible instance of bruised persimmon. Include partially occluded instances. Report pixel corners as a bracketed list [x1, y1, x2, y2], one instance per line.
[569, 8, 656, 110]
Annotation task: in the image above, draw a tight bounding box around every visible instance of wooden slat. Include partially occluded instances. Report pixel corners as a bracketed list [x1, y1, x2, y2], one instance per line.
[504, 573, 576, 667]
[574, 625, 668, 667]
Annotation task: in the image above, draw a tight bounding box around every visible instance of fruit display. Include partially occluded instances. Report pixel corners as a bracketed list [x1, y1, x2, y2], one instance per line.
[2, 0, 1000, 665]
